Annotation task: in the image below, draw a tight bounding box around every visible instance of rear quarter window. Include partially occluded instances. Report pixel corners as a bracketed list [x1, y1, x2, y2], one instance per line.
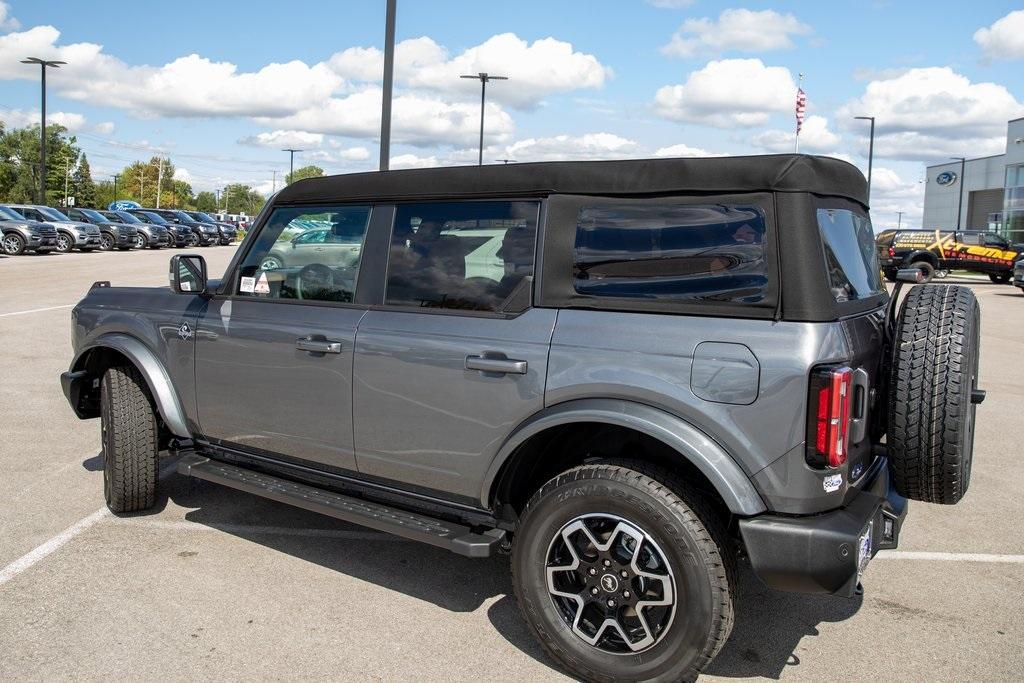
[817, 208, 884, 302]
[572, 204, 768, 303]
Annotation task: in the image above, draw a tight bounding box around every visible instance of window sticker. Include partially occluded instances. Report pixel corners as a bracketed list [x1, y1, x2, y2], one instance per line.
[823, 473, 843, 493]
[254, 272, 271, 295]
[239, 276, 255, 294]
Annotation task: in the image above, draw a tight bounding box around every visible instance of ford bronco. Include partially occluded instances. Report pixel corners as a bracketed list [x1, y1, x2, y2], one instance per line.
[61, 155, 983, 682]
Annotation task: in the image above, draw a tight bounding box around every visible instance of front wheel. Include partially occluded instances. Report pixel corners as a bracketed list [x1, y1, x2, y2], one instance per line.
[56, 232, 74, 253]
[512, 462, 735, 682]
[988, 272, 1011, 284]
[186, 232, 200, 248]
[134, 234, 146, 249]
[99, 233, 115, 251]
[100, 365, 159, 513]
[2, 232, 26, 255]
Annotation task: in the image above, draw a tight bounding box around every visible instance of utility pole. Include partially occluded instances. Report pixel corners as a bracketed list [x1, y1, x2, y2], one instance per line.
[854, 116, 875, 202]
[283, 149, 302, 184]
[155, 158, 164, 208]
[139, 169, 145, 202]
[63, 154, 72, 207]
[897, 211, 903, 230]
[460, 72, 508, 166]
[21, 57, 66, 204]
[379, 0, 397, 171]
[113, 174, 120, 205]
[272, 169, 277, 194]
[951, 157, 967, 230]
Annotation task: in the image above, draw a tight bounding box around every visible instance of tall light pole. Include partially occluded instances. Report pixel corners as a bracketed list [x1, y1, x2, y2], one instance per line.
[21, 57, 67, 204]
[897, 211, 903, 230]
[951, 156, 966, 230]
[854, 115, 875, 203]
[460, 72, 508, 166]
[496, 159, 516, 165]
[379, 0, 397, 171]
[112, 174, 120, 205]
[283, 148, 302, 184]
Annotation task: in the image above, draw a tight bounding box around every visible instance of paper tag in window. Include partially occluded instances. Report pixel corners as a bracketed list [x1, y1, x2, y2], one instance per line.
[254, 272, 270, 295]
[180, 281, 191, 291]
[240, 276, 255, 293]
[823, 473, 843, 493]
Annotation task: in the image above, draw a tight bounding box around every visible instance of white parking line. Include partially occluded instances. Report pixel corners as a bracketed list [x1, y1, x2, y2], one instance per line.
[877, 550, 1024, 563]
[0, 507, 109, 587]
[0, 304, 74, 318]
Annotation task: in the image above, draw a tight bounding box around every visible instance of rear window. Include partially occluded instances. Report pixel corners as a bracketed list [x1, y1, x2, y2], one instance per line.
[573, 204, 768, 303]
[817, 208, 884, 302]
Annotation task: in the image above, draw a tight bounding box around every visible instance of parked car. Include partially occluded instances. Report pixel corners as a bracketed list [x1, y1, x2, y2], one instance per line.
[98, 210, 170, 249]
[126, 209, 188, 248]
[140, 208, 219, 247]
[65, 207, 138, 251]
[185, 210, 237, 245]
[5, 204, 101, 252]
[1015, 259, 1024, 294]
[60, 155, 984, 681]
[0, 205, 58, 255]
[258, 224, 361, 271]
[876, 228, 1024, 283]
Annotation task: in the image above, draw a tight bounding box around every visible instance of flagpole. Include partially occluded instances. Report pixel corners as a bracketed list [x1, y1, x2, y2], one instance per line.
[795, 73, 804, 154]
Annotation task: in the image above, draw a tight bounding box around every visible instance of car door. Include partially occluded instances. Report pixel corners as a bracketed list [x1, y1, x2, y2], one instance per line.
[194, 204, 376, 472]
[352, 200, 555, 503]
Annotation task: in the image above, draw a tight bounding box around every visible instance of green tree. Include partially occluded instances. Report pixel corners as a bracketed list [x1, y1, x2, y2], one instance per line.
[222, 183, 266, 215]
[72, 153, 97, 207]
[286, 164, 323, 185]
[0, 123, 80, 204]
[118, 156, 182, 207]
[195, 191, 217, 212]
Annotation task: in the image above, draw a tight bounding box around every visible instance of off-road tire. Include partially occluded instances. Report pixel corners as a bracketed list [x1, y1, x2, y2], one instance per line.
[988, 272, 1011, 284]
[100, 365, 159, 513]
[512, 461, 735, 683]
[887, 284, 980, 504]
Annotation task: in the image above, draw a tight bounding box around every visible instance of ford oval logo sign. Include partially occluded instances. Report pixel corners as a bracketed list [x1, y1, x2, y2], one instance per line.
[936, 171, 957, 186]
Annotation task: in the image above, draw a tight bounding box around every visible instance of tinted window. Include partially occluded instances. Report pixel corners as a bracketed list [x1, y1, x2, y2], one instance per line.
[386, 201, 538, 313]
[236, 205, 370, 303]
[38, 207, 71, 221]
[573, 204, 768, 303]
[817, 208, 884, 302]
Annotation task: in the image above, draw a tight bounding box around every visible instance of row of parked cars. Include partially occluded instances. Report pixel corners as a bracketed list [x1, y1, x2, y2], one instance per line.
[0, 204, 238, 256]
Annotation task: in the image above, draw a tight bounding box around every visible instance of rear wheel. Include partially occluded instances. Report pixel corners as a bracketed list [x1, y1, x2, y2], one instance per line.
[887, 285, 980, 504]
[2, 232, 26, 255]
[988, 272, 1011, 284]
[512, 461, 735, 682]
[100, 365, 159, 513]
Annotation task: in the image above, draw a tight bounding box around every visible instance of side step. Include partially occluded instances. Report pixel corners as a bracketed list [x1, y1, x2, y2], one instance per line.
[177, 454, 505, 558]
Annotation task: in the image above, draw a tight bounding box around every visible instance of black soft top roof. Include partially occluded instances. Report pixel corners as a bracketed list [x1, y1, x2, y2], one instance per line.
[275, 154, 868, 206]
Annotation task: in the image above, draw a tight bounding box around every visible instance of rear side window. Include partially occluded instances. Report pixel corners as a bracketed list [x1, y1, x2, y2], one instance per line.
[572, 204, 768, 303]
[817, 208, 884, 302]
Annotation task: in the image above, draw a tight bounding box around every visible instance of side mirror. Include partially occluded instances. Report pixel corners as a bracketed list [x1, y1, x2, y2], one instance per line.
[896, 267, 927, 283]
[169, 254, 208, 296]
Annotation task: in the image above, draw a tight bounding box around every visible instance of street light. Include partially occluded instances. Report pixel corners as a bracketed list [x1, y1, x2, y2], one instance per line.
[21, 57, 67, 204]
[951, 157, 966, 229]
[379, 0, 397, 171]
[112, 174, 120, 204]
[897, 211, 903, 230]
[854, 116, 875, 202]
[460, 72, 508, 166]
[495, 159, 516, 165]
[282, 148, 302, 184]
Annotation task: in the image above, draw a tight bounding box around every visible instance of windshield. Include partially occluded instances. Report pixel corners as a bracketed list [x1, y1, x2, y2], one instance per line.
[106, 211, 141, 224]
[38, 207, 71, 221]
[817, 208, 885, 302]
[190, 211, 217, 222]
[0, 207, 24, 220]
[78, 208, 107, 222]
[172, 211, 195, 222]
[138, 211, 169, 225]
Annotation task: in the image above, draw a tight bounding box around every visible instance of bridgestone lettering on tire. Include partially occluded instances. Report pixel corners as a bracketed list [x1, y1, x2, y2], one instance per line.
[512, 461, 735, 682]
[887, 284, 980, 505]
[100, 365, 159, 512]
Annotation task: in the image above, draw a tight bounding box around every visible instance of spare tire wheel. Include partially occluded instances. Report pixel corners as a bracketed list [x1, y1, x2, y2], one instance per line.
[887, 284, 980, 504]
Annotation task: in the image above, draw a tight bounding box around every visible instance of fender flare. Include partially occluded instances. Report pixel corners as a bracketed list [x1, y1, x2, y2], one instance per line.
[72, 333, 191, 438]
[480, 398, 767, 516]
[905, 249, 939, 267]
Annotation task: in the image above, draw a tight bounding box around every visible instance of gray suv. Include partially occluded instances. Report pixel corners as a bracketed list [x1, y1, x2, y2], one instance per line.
[0, 205, 58, 254]
[59, 156, 983, 681]
[7, 204, 101, 252]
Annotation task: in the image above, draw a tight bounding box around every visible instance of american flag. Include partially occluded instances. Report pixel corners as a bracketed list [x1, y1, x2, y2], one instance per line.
[795, 87, 807, 135]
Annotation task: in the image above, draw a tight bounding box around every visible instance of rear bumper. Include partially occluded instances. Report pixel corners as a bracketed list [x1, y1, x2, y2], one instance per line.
[739, 456, 907, 597]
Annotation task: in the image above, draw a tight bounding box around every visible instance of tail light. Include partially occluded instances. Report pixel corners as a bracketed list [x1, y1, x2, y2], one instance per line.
[806, 366, 853, 468]
[888, 246, 895, 258]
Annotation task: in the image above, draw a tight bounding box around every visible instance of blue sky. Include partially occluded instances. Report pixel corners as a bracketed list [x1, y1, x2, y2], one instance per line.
[1, 0, 1022, 227]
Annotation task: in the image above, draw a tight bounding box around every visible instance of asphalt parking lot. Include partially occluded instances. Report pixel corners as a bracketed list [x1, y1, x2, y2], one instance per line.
[1, 247, 1022, 681]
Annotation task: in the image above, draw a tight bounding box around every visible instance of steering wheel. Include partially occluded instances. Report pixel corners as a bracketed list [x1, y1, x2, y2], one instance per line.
[295, 263, 334, 300]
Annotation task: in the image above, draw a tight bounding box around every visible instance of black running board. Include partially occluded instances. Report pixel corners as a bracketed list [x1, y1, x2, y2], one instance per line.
[177, 454, 505, 557]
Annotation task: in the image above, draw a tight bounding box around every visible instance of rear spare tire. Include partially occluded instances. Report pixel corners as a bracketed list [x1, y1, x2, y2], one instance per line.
[887, 284, 980, 504]
[100, 365, 159, 512]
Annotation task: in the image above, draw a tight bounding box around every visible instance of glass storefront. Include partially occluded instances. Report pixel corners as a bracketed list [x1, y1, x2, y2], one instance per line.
[1004, 164, 1024, 243]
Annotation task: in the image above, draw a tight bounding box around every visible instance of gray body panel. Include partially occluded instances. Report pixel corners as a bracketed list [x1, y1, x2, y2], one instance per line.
[352, 308, 556, 501]
[194, 298, 365, 471]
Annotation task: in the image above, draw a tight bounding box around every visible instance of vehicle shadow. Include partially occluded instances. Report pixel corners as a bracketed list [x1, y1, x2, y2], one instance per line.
[153, 468, 860, 680]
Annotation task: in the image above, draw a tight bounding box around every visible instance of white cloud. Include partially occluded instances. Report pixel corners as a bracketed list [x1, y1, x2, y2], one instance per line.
[0, 1, 19, 31]
[973, 10, 1024, 61]
[662, 9, 811, 58]
[501, 133, 638, 162]
[867, 166, 924, 229]
[752, 115, 840, 153]
[238, 129, 325, 149]
[0, 107, 86, 131]
[836, 67, 1023, 161]
[389, 153, 441, 169]
[92, 121, 115, 135]
[654, 59, 797, 127]
[172, 167, 191, 183]
[653, 143, 725, 157]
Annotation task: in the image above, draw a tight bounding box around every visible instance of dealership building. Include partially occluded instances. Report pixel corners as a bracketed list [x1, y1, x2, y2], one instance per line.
[922, 117, 1024, 242]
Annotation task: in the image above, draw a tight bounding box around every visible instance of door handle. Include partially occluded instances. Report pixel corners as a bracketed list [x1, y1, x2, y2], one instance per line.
[465, 354, 527, 375]
[296, 337, 342, 354]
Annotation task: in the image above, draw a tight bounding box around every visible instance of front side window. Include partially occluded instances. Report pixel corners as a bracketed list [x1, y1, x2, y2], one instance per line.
[235, 205, 370, 303]
[385, 201, 539, 313]
[573, 203, 768, 303]
[817, 208, 884, 302]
